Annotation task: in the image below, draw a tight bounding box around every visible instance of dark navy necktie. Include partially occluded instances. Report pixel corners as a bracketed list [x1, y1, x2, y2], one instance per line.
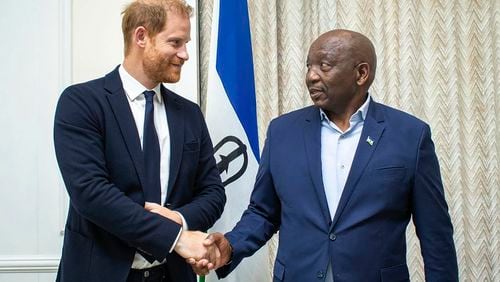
[138, 91, 162, 263]
[143, 90, 161, 204]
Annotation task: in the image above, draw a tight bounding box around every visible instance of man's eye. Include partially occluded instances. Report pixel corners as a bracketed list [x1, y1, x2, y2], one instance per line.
[320, 63, 332, 70]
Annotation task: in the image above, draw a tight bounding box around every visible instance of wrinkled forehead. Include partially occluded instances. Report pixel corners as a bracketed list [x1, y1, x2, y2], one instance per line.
[307, 36, 351, 61]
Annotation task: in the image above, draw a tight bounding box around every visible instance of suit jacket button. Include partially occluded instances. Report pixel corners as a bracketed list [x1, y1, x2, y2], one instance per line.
[329, 233, 337, 241]
[317, 271, 325, 279]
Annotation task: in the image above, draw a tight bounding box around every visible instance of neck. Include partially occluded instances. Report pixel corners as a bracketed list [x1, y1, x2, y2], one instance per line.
[122, 56, 156, 89]
[325, 92, 368, 131]
[327, 111, 352, 132]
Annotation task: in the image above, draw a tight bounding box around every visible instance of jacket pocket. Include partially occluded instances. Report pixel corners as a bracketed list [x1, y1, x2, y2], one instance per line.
[184, 140, 200, 152]
[273, 259, 285, 281]
[375, 166, 407, 182]
[59, 228, 94, 282]
[380, 263, 409, 282]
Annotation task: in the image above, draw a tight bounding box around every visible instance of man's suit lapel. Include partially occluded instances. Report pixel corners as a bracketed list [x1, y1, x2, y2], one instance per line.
[104, 67, 146, 190]
[330, 100, 385, 230]
[303, 107, 333, 225]
[161, 86, 184, 201]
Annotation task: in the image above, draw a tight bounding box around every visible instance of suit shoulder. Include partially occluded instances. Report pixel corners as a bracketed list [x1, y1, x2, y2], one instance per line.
[164, 88, 199, 109]
[376, 102, 428, 128]
[163, 88, 206, 126]
[271, 106, 317, 126]
[60, 76, 107, 100]
[372, 102, 433, 142]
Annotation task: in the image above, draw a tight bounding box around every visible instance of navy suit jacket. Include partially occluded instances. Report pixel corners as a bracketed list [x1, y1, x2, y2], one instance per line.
[54, 66, 225, 282]
[217, 100, 458, 281]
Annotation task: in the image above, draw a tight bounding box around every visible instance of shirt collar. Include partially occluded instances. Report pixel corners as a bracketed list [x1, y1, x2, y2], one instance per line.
[320, 94, 371, 122]
[119, 65, 162, 103]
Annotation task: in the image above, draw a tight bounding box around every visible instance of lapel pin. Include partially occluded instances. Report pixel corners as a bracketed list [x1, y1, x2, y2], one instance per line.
[366, 136, 374, 146]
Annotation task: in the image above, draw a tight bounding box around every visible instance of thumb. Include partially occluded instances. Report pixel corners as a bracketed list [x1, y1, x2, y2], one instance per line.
[205, 232, 226, 246]
[203, 234, 217, 246]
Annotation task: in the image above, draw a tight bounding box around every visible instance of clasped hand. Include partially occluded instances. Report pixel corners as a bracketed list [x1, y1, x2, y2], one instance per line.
[185, 232, 232, 275]
[144, 203, 230, 275]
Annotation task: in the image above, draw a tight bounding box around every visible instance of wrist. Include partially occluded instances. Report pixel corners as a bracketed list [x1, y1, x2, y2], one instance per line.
[171, 212, 182, 225]
[224, 241, 234, 265]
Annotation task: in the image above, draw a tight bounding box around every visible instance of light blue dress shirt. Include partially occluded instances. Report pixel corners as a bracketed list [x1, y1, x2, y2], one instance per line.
[321, 95, 371, 281]
[320, 95, 371, 219]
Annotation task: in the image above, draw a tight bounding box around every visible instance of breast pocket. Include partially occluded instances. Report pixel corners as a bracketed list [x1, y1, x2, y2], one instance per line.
[365, 165, 410, 210]
[374, 165, 407, 183]
[182, 141, 200, 164]
[184, 140, 200, 152]
[179, 141, 200, 184]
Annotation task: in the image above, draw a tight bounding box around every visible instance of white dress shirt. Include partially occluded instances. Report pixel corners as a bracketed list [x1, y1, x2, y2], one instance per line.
[119, 66, 185, 269]
[321, 95, 371, 281]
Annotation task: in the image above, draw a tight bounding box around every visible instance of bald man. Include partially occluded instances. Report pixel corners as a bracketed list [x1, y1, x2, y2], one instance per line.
[195, 29, 458, 281]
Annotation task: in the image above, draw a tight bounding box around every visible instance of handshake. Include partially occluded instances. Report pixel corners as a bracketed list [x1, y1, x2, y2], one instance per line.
[145, 202, 231, 276]
[175, 230, 231, 275]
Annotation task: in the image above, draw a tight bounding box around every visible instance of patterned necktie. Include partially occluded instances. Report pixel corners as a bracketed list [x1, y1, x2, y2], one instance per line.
[142, 90, 161, 204]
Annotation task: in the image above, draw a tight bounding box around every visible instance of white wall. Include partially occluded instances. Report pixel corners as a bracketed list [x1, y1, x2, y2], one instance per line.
[0, 0, 198, 280]
[0, 0, 70, 280]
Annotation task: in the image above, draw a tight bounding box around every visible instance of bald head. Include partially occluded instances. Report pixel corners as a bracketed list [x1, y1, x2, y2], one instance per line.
[305, 29, 377, 121]
[312, 29, 377, 88]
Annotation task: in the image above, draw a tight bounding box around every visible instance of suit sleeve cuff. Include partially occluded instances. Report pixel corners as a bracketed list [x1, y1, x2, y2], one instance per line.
[169, 226, 182, 253]
[169, 212, 188, 253]
[175, 211, 189, 231]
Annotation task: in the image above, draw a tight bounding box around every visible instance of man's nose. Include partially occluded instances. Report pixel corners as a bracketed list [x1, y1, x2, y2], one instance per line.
[306, 68, 320, 83]
[177, 44, 189, 61]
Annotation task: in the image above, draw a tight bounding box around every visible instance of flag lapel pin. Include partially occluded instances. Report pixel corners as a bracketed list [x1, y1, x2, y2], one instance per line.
[366, 136, 374, 146]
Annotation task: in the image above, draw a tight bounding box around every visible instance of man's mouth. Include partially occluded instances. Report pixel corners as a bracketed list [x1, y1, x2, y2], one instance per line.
[309, 87, 324, 98]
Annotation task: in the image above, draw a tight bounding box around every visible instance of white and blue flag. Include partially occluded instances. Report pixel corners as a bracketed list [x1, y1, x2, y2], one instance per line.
[205, 0, 270, 281]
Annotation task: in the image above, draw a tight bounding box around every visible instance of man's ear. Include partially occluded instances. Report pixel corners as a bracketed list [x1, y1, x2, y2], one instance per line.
[356, 62, 370, 86]
[133, 26, 148, 48]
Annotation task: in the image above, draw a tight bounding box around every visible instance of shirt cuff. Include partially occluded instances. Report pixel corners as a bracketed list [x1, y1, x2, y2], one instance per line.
[169, 227, 182, 253]
[169, 211, 188, 253]
[175, 211, 189, 231]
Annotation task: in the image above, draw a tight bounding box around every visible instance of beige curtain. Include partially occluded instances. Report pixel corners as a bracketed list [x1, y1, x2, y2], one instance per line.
[199, 0, 500, 281]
